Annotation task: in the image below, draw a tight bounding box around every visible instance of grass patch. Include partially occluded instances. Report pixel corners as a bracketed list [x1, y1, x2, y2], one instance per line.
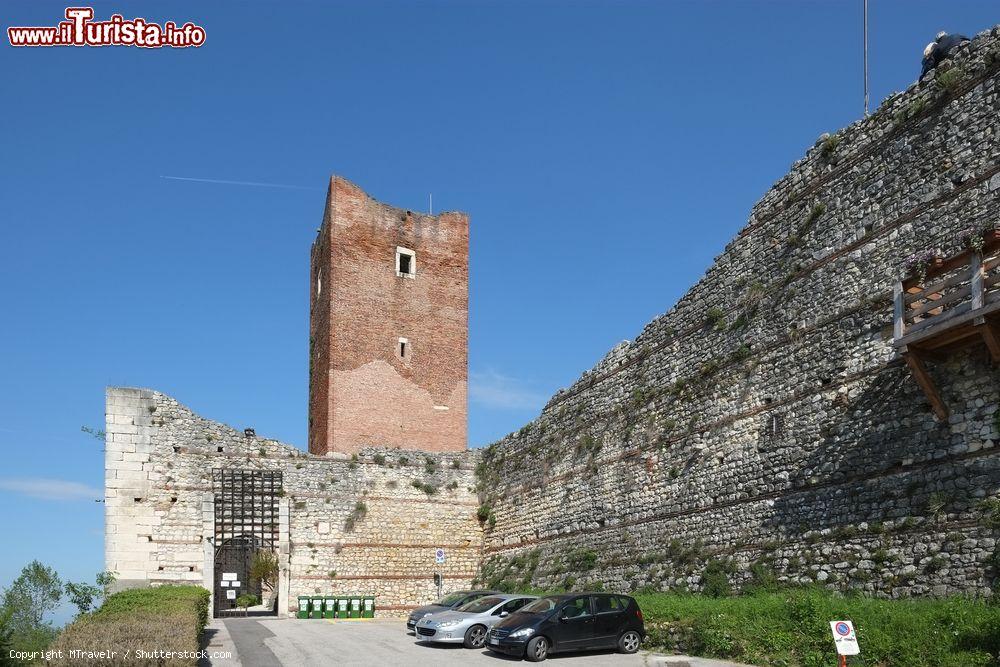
[936, 67, 965, 95]
[50, 585, 210, 666]
[635, 588, 1000, 667]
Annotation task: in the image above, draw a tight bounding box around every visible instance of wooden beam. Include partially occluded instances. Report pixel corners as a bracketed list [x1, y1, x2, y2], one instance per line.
[893, 281, 905, 341]
[971, 251, 985, 310]
[975, 318, 1000, 363]
[903, 352, 949, 420]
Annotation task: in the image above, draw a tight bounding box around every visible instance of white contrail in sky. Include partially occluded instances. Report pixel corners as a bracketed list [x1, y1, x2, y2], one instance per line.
[159, 175, 322, 191]
[0, 477, 102, 501]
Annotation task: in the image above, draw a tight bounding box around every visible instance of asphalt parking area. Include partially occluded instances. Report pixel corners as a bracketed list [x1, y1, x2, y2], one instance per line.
[211, 617, 659, 666]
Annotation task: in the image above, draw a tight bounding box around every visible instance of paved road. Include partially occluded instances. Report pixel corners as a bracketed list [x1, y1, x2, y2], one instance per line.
[207, 618, 754, 667]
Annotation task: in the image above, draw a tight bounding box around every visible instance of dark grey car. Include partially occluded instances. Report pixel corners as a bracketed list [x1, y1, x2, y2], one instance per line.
[406, 590, 501, 632]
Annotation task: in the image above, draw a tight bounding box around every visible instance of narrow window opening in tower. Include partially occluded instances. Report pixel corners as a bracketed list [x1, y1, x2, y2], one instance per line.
[396, 246, 416, 277]
[316, 268, 322, 295]
[399, 337, 409, 358]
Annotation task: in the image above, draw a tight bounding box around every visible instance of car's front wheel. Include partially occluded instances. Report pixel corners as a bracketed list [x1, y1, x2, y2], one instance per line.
[463, 624, 488, 649]
[525, 636, 549, 662]
[618, 630, 641, 654]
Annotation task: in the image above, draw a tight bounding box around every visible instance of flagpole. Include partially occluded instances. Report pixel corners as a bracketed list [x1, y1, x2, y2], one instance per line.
[863, 0, 870, 117]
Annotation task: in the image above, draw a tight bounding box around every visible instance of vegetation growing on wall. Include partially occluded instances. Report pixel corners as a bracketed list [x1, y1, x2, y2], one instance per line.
[344, 501, 368, 531]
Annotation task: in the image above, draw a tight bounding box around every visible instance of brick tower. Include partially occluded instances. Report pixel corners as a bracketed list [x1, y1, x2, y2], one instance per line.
[308, 176, 468, 454]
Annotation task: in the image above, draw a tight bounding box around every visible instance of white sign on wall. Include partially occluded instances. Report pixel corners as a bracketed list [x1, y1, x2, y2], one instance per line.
[220, 581, 230, 587]
[222, 572, 238, 581]
[232, 581, 241, 588]
[830, 621, 860, 656]
[226, 590, 236, 600]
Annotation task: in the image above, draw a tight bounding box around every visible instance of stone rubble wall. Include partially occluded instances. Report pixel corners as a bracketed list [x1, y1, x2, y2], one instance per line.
[474, 27, 1000, 599]
[105, 387, 483, 617]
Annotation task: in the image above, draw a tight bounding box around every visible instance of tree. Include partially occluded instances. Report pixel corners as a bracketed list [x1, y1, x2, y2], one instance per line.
[95, 570, 117, 596]
[65, 571, 117, 616]
[64, 581, 100, 616]
[249, 551, 278, 590]
[0, 607, 15, 667]
[1, 561, 62, 655]
[2, 561, 62, 633]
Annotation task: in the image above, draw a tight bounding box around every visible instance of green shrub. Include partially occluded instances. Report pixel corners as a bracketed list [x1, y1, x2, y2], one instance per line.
[704, 307, 726, 330]
[235, 593, 259, 610]
[411, 480, 437, 495]
[895, 98, 927, 126]
[745, 561, 778, 593]
[566, 548, 598, 571]
[806, 203, 826, 225]
[729, 344, 751, 363]
[700, 559, 733, 598]
[820, 134, 841, 160]
[980, 498, 1000, 529]
[372, 453, 386, 466]
[50, 586, 210, 666]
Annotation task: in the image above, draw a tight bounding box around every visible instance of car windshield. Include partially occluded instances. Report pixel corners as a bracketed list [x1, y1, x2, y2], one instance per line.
[519, 597, 559, 614]
[434, 592, 468, 606]
[456, 596, 504, 614]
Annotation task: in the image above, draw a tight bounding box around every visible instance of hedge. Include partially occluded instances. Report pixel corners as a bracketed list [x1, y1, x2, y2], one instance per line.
[48, 586, 210, 667]
[636, 588, 1000, 667]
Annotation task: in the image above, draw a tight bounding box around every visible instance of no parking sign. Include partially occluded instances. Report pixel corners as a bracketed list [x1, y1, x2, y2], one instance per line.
[830, 620, 860, 656]
[435, 548, 445, 564]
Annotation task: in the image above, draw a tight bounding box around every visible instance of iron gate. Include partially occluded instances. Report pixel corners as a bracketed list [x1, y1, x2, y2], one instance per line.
[212, 469, 282, 616]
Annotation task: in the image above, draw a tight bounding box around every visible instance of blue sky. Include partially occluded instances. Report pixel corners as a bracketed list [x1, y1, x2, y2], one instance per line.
[1, 0, 996, 622]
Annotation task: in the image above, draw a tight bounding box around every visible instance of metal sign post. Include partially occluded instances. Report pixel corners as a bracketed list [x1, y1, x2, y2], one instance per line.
[830, 620, 860, 663]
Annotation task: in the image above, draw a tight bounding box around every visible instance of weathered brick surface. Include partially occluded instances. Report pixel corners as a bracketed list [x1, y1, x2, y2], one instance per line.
[309, 176, 468, 455]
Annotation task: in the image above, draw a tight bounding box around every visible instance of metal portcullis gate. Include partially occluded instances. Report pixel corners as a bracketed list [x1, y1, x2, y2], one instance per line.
[212, 469, 282, 616]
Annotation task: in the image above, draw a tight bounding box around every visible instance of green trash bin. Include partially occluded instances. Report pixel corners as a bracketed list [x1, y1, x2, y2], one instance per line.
[350, 596, 362, 618]
[337, 596, 350, 619]
[362, 596, 375, 618]
[296, 596, 310, 619]
[310, 596, 324, 619]
[323, 597, 337, 619]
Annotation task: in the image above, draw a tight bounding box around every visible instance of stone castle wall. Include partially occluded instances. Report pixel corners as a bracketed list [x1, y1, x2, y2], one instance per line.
[105, 387, 482, 617]
[474, 28, 1000, 599]
[308, 176, 469, 455]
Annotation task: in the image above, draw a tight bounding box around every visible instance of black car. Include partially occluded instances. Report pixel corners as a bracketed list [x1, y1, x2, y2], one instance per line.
[486, 593, 644, 662]
[406, 590, 501, 632]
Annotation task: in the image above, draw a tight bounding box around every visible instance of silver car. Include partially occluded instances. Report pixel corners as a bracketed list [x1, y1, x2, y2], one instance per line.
[415, 593, 538, 648]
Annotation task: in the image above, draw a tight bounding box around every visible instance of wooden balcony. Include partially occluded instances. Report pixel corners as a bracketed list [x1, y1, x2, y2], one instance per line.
[893, 230, 1000, 420]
